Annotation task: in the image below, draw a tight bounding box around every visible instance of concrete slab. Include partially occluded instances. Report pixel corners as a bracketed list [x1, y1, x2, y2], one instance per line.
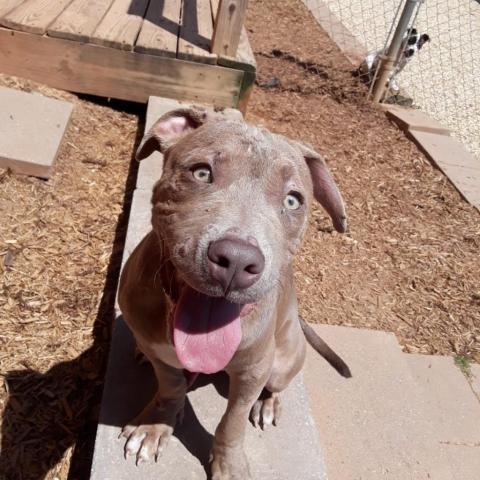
[405, 354, 480, 479]
[0, 86, 73, 178]
[121, 188, 152, 267]
[304, 324, 458, 480]
[382, 105, 451, 135]
[91, 317, 327, 480]
[470, 363, 480, 402]
[408, 130, 480, 209]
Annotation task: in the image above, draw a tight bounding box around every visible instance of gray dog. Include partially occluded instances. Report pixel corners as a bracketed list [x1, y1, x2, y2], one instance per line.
[118, 108, 351, 479]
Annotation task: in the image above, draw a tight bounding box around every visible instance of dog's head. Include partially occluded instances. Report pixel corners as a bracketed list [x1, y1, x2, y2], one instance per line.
[137, 108, 347, 306]
[403, 28, 430, 59]
[136, 108, 347, 373]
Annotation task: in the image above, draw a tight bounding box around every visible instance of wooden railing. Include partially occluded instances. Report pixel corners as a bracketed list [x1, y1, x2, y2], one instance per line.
[211, 0, 248, 58]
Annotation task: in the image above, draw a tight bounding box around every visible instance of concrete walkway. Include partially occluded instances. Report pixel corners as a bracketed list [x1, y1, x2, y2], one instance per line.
[304, 324, 480, 480]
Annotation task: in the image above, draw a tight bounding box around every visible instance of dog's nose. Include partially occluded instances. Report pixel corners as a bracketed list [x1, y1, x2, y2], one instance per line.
[207, 237, 265, 293]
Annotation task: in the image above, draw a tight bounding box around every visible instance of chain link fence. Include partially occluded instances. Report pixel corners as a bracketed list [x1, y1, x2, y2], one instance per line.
[306, 0, 480, 160]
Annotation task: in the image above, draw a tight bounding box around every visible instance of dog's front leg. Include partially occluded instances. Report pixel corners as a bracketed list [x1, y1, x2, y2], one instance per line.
[211, 368, 269, 480]
[121, 358, 187, 464]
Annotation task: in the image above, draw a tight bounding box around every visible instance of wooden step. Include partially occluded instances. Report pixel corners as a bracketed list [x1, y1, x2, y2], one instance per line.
[90, 0, 149, 51]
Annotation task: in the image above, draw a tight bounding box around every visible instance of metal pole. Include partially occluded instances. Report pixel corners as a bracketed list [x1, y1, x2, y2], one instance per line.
[372, 0, 422, 103]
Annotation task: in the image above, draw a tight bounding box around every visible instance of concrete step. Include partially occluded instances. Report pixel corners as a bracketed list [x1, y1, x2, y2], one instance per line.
[403, 354, 480, 480]
[92, 96, 327, 479]
[303, 324, 480, 480]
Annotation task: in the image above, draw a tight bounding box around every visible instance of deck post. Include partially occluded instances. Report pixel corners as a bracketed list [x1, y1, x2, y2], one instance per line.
[211, 0, 248, 58]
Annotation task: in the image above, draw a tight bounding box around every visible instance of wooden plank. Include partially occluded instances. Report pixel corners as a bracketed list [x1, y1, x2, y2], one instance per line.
[177, 0, 216, 64]
[211, 0, 254, 71]
[0, 28, 242, 108]
[47, 0, 114, 42]
[237, 68, 254, 115]
[217, 27, 255, 71]
[90, 0, 149, 51]
[134, 0, 181, 57]
[0, 0, 25, 19]
[1, 0, 73, 35]
[211, 0, 247, 57]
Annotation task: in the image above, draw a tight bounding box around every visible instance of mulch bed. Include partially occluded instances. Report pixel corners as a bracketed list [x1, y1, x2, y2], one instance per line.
[0, 0, 478, 478]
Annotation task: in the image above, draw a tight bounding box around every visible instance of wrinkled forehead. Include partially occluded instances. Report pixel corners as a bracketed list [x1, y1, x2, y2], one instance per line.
[171, 120, 311, 184]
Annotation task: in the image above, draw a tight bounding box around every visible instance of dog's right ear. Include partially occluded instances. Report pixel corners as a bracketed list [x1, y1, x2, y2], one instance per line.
[136, 108, 208, 160]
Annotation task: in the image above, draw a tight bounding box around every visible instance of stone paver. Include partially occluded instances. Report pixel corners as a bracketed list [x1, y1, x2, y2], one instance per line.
[94, 96, 326, 479]
[304, 324, 457, 480]
[0, 86, 73, 178]
[382, 105, 451, 135]
[408, 130, 480, 209]
[405, 354, 480, 480]
[304, 325, 480, 480]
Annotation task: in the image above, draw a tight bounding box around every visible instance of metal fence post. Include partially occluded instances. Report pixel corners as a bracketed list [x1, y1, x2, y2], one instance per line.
[372, 0, 422, 103]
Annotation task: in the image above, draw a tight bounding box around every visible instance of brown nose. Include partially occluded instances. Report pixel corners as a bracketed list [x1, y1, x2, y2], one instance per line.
[207, 237, 265, 293]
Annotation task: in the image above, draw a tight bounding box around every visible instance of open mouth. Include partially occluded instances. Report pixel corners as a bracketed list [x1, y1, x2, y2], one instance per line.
[172, 284, 255, 374]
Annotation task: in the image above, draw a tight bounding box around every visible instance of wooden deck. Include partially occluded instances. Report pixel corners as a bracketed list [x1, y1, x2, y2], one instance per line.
[0, 0, 256, 110]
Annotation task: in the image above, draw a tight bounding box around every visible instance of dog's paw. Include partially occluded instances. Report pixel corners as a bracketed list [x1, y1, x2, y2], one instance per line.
[250, 392, 281, 429]
[121, 397, 182, 464]
[210, 442, 252, 480]
[122, 422, 173, 464]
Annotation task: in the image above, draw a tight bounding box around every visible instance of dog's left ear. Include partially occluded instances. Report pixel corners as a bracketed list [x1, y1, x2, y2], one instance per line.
[419, 34, 430, 48]
[136, 107, 208, 160]
[295, 142, 348, 233]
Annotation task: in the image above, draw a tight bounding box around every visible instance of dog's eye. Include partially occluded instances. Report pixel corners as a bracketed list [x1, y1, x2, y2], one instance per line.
[192, 165, 212, 183]
[283, 192, 303, 210]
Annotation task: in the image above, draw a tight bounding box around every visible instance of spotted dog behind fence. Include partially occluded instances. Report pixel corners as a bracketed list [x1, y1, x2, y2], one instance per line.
[358, 28, 430, 95]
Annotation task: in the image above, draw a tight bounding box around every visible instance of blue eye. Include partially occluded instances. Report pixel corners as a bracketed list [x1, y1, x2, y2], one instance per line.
[192, 165, 212, 183]
[283, 193, 302, 210]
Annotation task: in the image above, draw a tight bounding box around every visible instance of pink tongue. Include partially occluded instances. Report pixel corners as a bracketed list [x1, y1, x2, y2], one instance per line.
[173, 286, 242, 374]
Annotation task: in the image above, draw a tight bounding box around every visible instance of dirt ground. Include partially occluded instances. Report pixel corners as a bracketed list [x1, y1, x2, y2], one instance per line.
[0, 0, 479, 478]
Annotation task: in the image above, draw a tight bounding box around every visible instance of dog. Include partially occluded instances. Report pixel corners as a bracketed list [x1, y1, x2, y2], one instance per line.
[358, 28, 430, 94]
[118, 107, 351, 479]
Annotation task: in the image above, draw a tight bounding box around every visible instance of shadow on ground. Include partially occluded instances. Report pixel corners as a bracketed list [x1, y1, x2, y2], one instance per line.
[127, 0, 212, 53]
[0, 100, 144, 480]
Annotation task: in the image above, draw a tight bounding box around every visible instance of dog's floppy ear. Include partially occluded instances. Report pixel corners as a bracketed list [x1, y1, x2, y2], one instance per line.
[136, 107, 208, 160]
[419, 33, 430, 48]
[295, 142, 347, 233]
